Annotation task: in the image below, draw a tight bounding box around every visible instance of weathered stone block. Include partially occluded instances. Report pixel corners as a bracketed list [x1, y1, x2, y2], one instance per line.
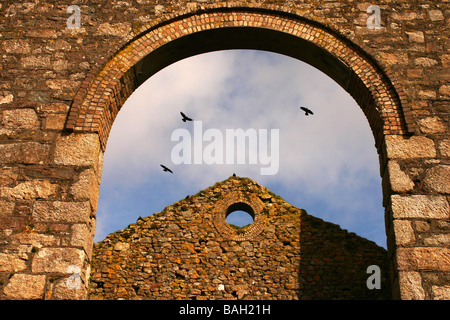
[54, 133, 100, 168]
[385, 135, 436, 159]
[33, 201, 91, 223]
[432, 285, 450, 300]
[438, 85, 450, 98]
[0, 166, 18, 186]
[51, 279, 88, 300]
[378, 52, 409, 66]
[1, 39, 31, 54]
[428, 10, 444, 22]
[423, 234, 450, 246]
[0, 142, 50, 164]
[114, 242, 130, 251]
[397, 247, 450, 271]
[0, 199, 15, 215]
[53, 59, 69, 71]
[406, 31, 424, 43]
[31, 247, 85, 273]
[69, 169, 100, 210]
[37, 102, 70, 114]
[392, 12, 424, 21]
[391, 195, 449, 219]
[438, 139, 450, 157]
[414, 57, 438, 67]
[424, 165, 450, 194]
[0, 179, 58, 200]
[25, 29, 57, 38]
[418, 90, 436, 100]
[1, 108, 40, 130]
[21, 55, 51, 69]
[23, 166, 74, 180]
[45, 39, 71, 51]
[393, 219, 415, 246]
[3, 274, 46, 299]
[398, 271, 425, 300]
[46, 79, 80, 91]
[387, 161, 414, 193]
[442, 54, 450, 68]
[0, 252, 27, 272]
[418, 117, 447, 134]
[0, 91, 14, 105]
[71, 223, 94, 257]
[12, 232, 59, 248]
[43, 113, 67, 130]
[94, 22, 132, 36]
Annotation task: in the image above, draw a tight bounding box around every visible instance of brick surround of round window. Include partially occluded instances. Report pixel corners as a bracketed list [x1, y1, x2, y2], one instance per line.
[211, 191, 265, 241]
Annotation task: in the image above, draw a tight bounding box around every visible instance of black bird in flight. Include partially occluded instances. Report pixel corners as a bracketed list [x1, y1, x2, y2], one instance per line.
[160, 164, 173, 173]
[300, 106, 314, 116]
[180, 112, 193, 122]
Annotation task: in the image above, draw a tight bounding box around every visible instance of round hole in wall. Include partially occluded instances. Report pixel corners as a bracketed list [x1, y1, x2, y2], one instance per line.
[225, 202, 255, 228]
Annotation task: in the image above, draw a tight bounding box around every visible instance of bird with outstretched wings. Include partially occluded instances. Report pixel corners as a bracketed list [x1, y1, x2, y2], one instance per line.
[180, 112, 193, 122]
[300, 106, 314, 116]
[160, 164, 173, 173]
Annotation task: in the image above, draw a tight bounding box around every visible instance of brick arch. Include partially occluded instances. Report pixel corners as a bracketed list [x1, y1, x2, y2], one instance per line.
[65, 8, 411, 152]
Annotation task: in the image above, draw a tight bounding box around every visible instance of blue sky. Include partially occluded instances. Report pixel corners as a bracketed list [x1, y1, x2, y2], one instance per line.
[94, 49, 386, 248]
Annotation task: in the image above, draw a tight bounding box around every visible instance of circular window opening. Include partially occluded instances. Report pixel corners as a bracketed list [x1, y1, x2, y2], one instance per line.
[226, 202, 255, 229]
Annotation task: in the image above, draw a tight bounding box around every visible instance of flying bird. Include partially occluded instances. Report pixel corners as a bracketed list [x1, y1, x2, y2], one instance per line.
[300, 106, 314, 116]
[180, 112, 193, 122]
[160, 164, 173, 173]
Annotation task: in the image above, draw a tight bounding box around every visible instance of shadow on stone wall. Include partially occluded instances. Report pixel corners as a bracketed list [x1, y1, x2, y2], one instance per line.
[298, 211, 391, 299]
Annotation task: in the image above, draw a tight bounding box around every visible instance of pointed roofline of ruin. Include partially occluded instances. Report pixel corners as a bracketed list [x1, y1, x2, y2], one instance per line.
[97, 175, 386, 252]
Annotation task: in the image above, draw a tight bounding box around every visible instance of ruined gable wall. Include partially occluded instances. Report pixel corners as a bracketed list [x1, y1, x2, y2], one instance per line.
[89, 177, 389, 300]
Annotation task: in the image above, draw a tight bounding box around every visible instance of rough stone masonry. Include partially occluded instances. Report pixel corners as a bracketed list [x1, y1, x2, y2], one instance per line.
[0, 0, 449, 300]
[88, 176, 390, 300]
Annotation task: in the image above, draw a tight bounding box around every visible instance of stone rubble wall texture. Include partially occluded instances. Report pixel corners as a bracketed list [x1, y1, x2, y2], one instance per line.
[0, 0, 449, 300]
[88, 177, 390, 300]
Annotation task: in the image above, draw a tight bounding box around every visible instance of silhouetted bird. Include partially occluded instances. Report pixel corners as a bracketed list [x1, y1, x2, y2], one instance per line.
[232, 173, 236, 177]
[300, 106, 314, 116]
[180, 112, 193, 122]
[160, 164, 173, 173]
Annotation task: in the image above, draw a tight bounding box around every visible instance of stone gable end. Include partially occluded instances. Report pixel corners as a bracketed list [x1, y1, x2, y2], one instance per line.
[88, 177, 389, 300]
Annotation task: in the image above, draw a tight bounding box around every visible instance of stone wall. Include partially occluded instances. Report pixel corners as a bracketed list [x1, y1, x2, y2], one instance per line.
[0, 0, 448, 300]
[88, 177, 389, 300]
